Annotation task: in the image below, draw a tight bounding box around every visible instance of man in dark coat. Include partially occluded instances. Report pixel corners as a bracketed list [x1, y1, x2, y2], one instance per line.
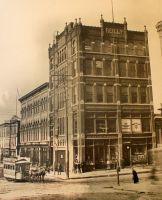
[132, 168, 139, 183]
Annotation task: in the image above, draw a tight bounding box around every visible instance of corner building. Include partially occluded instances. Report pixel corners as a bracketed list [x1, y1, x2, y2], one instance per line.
[49, 17, 155, 171]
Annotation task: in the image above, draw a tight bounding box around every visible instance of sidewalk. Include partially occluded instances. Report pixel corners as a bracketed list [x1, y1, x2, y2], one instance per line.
[46, 165, 152, 181]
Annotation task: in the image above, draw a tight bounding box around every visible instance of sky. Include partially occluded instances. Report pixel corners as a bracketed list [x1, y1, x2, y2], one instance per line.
[0, 0, 162, 123]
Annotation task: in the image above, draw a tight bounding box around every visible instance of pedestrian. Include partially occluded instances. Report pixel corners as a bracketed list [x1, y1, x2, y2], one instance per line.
[132, 168, 139, 183]
[57, 162, 61, 175]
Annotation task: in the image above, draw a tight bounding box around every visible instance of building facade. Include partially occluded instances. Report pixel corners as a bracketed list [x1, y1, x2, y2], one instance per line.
[19, 83, 52, 166]
[49, 17, 155, 171]
[156, 21, 162, 55]
[0, 116, 20, 162]
[154, 104, 162, 148]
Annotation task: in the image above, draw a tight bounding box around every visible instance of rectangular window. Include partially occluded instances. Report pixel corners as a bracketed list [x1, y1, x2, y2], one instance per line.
[128, 62, 136, 77]
[142, 118, 150, 132]
[121, 87, 128, 103]
[72, 61, 77, 77]
[131, 87, 137, 103]
[72, 40, 76, 54]
[104, 60, 112, 76]
[141, 87, 147, 104]
[107, 119, 116, 132]
[119, 62, 127, 77]
[72, 85, 77, 104]
[96, 85, 103, 102]
[85, 85, 93, 102]
[95, 61, 102, 75]
[107, 86, 113, 103]
[84, 60, 93, 75]
[58, 118, 64, 135]
[85, 118, 94, 133]
[96, 119, 106, 133]
[73, 113, 77, 134]
[137, 63, 146, 78]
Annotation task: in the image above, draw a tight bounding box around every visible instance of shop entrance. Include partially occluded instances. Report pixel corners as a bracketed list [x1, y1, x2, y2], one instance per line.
[95, 145, 105, 169]
[123, 144, 131, 166]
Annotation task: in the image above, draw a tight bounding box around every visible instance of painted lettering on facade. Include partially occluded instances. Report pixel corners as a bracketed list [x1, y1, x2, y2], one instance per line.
[105, 28, 124, 35]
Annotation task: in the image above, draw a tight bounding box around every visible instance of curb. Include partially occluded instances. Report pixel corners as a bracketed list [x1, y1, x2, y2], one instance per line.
[46, 170, 151, 181]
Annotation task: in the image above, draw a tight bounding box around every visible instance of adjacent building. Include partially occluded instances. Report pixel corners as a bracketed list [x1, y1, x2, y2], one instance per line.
[154, 104, 162, 148]
[156, 21, 162, 55]
[0, 115, 20, 162]
[19, 83, 52, 166]
[48, 16, 155, 171]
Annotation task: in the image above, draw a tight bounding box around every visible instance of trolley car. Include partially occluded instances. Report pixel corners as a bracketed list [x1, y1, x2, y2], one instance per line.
[3, 157, 31, 181]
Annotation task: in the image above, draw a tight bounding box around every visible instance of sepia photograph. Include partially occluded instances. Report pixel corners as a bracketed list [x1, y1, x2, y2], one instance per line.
[0, 0, 162, 199]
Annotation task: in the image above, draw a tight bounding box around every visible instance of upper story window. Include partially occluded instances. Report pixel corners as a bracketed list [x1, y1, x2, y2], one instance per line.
[140, 87, 147, 104]
[72, 61, 77, 77]
[128, 62, 136, 77]
[104, 60, 113, 76]
[72, 40, 76, 54]
[49, 57, 54, 70]
[127, 43, 135, 55]
[107, 86, 114, 103]
[121, 86, 128, 103]
[84, 59, 93, 75]
[137, 63, 147, 78]
[58, 47, 67, 64]
[119, 62, 127, 77]
[72, 85, 77, 104]
[73, 113, 77, 135]
[142, 118, 150, 132]
[96, 85, 103, 102]
[58, 117, 64, 135]
[131, 87, 138, 103]
[95, 60, 102, 75]
[96, 119, 106, 133]
[85, 85, 93, 102]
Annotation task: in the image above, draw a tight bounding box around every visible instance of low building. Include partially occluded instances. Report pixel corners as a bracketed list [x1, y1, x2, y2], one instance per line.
[0, 115, 20, 162]
[19, 82, 52, 166]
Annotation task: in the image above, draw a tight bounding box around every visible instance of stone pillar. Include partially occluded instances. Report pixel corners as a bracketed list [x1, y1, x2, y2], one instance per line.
[103, 83, 107, 103]
[92, 57, 96, 75]
[137, 85, 141, 103]
[39, 147, 41, 165]
[128, 84, 131, 103]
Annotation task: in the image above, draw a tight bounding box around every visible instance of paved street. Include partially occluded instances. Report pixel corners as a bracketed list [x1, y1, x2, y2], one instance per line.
[0, 172, 162, 200]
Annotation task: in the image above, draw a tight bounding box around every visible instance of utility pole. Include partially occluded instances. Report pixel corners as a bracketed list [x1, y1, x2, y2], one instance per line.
[9, 120, 12, 157]
[62, 74, 69, 179]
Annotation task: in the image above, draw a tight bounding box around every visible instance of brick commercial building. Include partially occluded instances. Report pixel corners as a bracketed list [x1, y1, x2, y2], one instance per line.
[48, 16, 155, 172]
[19, 83, 52, 166]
